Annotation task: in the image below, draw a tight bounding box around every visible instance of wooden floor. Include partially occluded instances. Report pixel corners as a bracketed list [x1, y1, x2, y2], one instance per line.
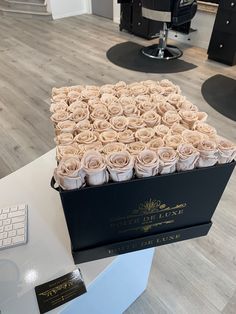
[0, 14, 235, 314]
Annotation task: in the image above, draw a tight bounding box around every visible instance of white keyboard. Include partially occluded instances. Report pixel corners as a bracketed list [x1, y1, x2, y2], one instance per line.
[0, 204, 28, 250]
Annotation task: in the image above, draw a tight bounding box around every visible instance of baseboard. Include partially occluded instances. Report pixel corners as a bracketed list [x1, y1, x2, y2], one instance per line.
[52, 9, 87, 20]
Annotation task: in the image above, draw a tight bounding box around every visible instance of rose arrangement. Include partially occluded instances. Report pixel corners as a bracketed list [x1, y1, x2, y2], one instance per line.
[51, 80, 236, 190]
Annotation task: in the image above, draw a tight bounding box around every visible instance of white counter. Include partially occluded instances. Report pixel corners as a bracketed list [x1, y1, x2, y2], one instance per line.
[0, 150, 154, 314]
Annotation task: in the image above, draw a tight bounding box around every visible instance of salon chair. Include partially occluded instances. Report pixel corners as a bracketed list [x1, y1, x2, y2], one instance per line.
[141, 0, 197, 59]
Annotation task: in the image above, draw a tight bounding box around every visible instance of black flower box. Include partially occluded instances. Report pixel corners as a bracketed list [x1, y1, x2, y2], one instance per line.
[51, 161, 235, 263]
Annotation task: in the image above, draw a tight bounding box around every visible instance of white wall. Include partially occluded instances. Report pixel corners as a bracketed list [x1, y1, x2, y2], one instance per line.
[49, 0, 91, 19]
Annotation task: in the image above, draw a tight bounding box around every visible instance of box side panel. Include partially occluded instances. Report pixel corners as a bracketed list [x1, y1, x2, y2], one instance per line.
[60, 163, 235, 251]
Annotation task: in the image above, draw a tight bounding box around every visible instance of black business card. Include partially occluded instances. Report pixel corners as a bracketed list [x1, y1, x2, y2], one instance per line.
[35, 269, 87, 314]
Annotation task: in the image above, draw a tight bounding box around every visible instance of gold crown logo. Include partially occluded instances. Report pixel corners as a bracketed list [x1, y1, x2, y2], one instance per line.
[139, 198, 161, 213]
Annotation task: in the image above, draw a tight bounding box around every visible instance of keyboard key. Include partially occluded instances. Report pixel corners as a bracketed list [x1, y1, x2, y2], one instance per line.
[10, 206, 18, 212]
[3, 238, 12, 246]
[3, 219, 11, 226]
[17, 228, 25, 236]
[0, 232, 7, 240]
[12, 235, 25, 244]
[18, 204, 26, 210]
[2, 208, 10, 214]
[0, 204, 27, 250]
[11, 216, 25, 224]
[8, 230, 16, 237]
[13, 222, 25, 230]
[4, 225, 12, 232]
[8, 210, 25, 218]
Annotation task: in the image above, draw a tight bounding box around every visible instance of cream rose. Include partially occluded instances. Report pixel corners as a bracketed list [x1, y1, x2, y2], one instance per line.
[154, 125, 170, 138]
[68, 85, 84, 93]
[93, 119, 112, 133]
[81, 150, 108, 186]
[76, 119, 93, 132]
[54, 133, 74, 146]
[149, 84, 164, 94]
[179, 110, 199, 128]
[81, 86, 100, 100]
[159, 80, 181, 95]
[50, 102, 68, 113]
[51, 111, 70, 124]
[135, 94, 151, 104]
[101, 93, 118, 106]
[88, 98, 103, 110]
[116, 88, 131, 98]
[119, 96, 136, 107]
[118, 129, 135, 144]
[114, 81, 127, 91]
[170, 123, 187, 135]
[68, 101, 88, 112]
[123, 104, 140, 117]
[83, 141, 103, 152]
[196, 140, 218, 168]
[141, 80, 157, 87]
[182, 130, 208, 148]
[158, 147, 178, 174]
[151, 93, 166, 104]
[100, 84, 115, 95]
[177, 143, 199, 171]
[147, 138, 164, 151]
[216, 137, 236, 164]
[110, 116, 128, 132]
[52, 87, 69, 96]
[162, 111, 181, 127]
[141, 110, 161, 127]
[74, 130, 98, 144]
[90, 106, 110, 121]
[129, 83, 148, 96]
[138, 101, 156, 114]
[193, 122, 217, 138]
[159, 79, 175, 88]
[176, 100, 198, 112]
[56, 145, 83, 161]
[52, 93, 68, 103]
[197, 112, 208, 122]
[103, 142, 126, 155]
[128, 117, 146, 131]
[99, 130, 118, 144]
[164, 134, 184, 149]
[106, 151, 134, 182]
[135, 128, 155, 143]
[107, 103, 123, 117]
[54, 157, 84, 190]
[167, 93, 186, 108]
[67, 91, 81, 104]
[69, 108, 89, 122]
[127, 141, 146, 155]
[135, 149, 159, 178]
[156, 102, 176, 116]
[56, 120, 76, 135]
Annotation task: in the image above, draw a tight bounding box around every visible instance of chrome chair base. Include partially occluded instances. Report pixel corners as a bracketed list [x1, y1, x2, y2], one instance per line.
[141, 44, 183, 60]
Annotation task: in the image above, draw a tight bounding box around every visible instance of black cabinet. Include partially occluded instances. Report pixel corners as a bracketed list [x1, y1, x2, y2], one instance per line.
[208, 0, 236, 65]
[120, 0, 161, 39]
